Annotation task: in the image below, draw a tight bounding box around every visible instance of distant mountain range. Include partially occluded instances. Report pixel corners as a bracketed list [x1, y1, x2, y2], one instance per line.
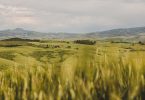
[0, 28, 84, 40]
[0, 27, 145, 41]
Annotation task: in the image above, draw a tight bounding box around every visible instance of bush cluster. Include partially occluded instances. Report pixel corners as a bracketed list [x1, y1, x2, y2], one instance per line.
[74, 40, 96, 45]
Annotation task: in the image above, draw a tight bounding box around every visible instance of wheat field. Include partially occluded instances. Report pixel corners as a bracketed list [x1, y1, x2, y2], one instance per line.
[0, 40, 145, 100]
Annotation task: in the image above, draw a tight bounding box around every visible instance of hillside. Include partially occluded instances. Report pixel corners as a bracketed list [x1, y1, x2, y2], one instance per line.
[0, 27, 145, 40]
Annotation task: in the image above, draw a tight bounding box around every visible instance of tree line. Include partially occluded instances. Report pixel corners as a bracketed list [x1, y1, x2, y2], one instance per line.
[74, 40, 96, 45]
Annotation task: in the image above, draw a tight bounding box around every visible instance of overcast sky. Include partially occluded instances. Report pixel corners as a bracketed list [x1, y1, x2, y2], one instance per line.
[0, 0, 145, 33]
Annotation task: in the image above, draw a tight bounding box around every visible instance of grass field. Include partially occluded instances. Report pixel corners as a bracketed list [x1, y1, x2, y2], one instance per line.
[0, 39, 145, 100]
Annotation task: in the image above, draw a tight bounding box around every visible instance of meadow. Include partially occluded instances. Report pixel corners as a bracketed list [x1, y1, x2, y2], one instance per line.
[0, 39, 145, 100]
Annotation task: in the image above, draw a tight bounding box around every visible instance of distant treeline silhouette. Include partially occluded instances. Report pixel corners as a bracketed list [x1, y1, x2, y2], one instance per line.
[2, 38, 40, 42]
[74, 40, 96, 45]
[138, 41, 145, 45]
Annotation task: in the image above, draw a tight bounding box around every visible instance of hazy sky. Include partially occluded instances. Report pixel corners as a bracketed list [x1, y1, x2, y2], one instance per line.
[0, 0, 145, 33]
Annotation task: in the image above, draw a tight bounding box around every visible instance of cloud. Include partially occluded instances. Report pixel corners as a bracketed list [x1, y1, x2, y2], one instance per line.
[0, 0, 145, 32]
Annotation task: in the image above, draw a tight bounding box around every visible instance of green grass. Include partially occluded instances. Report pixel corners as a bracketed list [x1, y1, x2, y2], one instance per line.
[0, 51, 16, 60]
[0, 40, 145, 100]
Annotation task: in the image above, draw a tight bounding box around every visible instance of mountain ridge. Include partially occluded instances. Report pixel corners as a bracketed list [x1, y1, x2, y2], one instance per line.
[0, 26, 145, 40]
